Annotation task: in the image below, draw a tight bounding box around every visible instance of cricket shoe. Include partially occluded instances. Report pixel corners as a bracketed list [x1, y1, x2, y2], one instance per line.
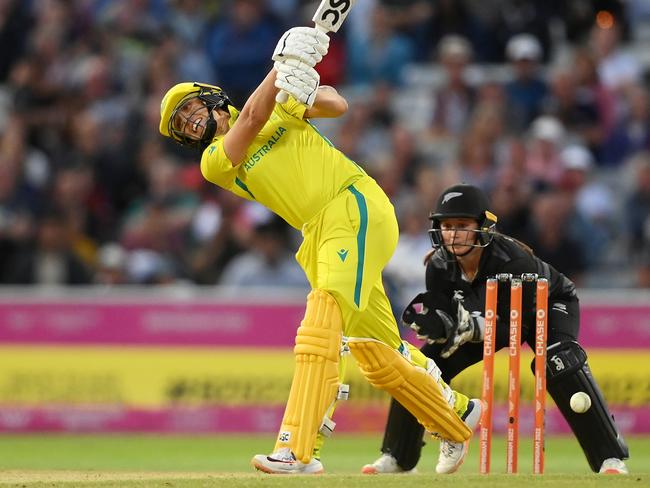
[251, 447, 324, 474]
[435, 398, 482, 474]
[599, 458, 629, 474]
[361, 453, 417, 474]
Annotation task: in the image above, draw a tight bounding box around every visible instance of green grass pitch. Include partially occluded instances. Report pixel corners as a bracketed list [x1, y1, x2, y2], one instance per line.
[0, 434, 648, 487]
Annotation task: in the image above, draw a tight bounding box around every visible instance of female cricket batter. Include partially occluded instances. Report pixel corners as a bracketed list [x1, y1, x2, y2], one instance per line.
[362, 183, 629, 475]
[158, 27, 479, 475]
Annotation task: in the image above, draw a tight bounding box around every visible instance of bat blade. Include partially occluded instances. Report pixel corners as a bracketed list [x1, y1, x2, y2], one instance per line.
[312, 0, 355, 33]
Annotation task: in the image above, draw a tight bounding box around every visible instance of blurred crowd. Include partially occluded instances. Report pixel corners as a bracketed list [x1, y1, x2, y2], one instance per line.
[0, 0, 648, 295]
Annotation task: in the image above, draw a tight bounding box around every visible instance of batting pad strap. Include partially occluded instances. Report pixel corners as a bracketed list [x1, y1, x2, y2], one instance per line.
[274, 289, 343, 463]
[340, 336, 351, 356]
[348, 339, 472, 443]
[426, 359, 455, 406]
[318, 383, 350, 438]
[337, 383, 350, 401]
[319, 417, 336, 437]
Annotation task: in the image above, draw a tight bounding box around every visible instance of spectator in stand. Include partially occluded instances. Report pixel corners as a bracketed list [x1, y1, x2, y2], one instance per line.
[620, 144, 650, 288]
[379, 1, 438, 62]
[628, 0, 650, 29]
[0, 161, 37, 284]
[602, 84, 650, 166]
[448, 99, 505, 192]
[420, 0, 486, 61]
[495, 0, 554, 62]
[572, 47, 617, 156]
[489, 151, 534, 241]
[120, 156, 199, 276]
[94, 242, 129, 285]
[186, 190, 251, 285]
[546, 61, 607, 158]
[523, 190, 587, 284]
[504, 33, 548, 133]
[218, 215, 308, 289]
[430, 35, 476, 140]
[205, 0, 281, 104]
[346, 2, 415, 87]
[558, 145, 616, 266]
[623, 152, 650, 263]
[4, 210, 92, 285]
[590, 21, 642, 95]
[126, 249, 179, 285]
[51, 164, 112, 267]
[525, 115, 566, 187]
[336, 84, 415, 196]
[0, 0, 32, 82]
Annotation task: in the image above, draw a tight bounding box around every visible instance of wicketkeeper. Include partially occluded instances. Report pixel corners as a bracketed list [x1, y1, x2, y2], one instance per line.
[362, 183, 630, 475]
[158, 27, 480, 474]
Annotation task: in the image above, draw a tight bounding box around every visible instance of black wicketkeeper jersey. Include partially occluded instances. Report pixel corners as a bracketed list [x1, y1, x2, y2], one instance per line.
[425, 234, 577, 333]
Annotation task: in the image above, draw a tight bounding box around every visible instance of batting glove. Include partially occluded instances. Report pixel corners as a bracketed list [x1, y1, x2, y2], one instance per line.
[274, 60, 320, 108]
[273, 26, 330, 67]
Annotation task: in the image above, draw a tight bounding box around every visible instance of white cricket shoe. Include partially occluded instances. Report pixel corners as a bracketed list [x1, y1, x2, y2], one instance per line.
[435, 398, 482, 474]
[361, 453, 417, 474]
[599, 458, 629, 474]
[251, 447, 324, 474]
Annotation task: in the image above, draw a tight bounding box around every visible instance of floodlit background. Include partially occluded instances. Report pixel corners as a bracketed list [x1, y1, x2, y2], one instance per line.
[0, 0, 648, 477]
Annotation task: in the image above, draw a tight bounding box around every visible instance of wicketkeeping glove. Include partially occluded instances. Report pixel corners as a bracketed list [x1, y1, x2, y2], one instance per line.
[435, 302, 484, 358]
[402, 291, 454, 343]
[273, 26, 330, 67]
[274, 60, 320, 107]
[402, 290, 484, 358]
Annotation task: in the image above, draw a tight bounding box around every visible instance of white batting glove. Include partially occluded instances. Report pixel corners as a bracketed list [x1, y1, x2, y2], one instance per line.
[273, 26, 330, 67]
[274, 60, 320, 108]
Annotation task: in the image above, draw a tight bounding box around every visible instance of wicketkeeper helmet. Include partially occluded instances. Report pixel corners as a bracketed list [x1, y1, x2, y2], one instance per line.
[428, 183, 498, 253]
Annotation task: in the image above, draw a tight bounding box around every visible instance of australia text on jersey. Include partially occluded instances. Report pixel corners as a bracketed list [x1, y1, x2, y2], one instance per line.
[243, 127, 287, 171]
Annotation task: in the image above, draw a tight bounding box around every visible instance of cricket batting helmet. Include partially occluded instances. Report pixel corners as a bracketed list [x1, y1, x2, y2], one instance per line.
[428, 183, 498, 255]
[159, 82, 233, 150]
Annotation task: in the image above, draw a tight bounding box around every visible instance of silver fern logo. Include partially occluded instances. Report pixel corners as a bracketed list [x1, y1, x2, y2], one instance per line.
[442, 192, 463, 204]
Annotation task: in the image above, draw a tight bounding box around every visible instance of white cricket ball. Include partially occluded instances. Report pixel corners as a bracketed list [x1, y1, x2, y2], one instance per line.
[570, 392, 592, 413]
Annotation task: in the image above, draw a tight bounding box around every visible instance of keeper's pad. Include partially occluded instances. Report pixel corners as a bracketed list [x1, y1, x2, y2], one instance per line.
[274, 289, 343, 463]
[349, 339, 472, 442]
[535, 341, 629, 471]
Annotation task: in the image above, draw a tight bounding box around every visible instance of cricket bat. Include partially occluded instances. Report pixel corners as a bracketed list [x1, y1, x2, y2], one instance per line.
[276, 0, 356, 103]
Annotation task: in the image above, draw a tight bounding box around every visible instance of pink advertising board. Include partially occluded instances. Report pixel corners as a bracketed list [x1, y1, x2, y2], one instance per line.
[0, 295, 648, 348]
[0, 301, 302, 347]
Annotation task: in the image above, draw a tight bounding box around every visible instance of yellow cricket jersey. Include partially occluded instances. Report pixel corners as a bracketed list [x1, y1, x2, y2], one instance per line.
[200, 97, 366, 229]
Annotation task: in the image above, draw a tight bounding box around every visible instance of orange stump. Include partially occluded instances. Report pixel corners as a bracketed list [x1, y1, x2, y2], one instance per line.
[533, 278, 549, 474]
[506, 278, 522, 474]
[479, 277, 498, 474]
